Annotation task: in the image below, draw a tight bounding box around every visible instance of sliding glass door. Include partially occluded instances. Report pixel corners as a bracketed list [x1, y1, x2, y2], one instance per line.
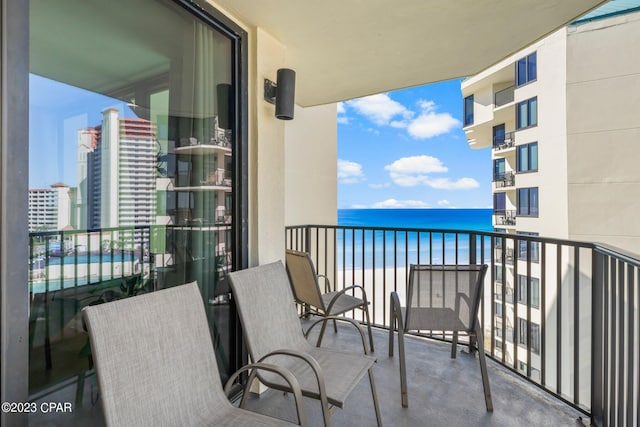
[27, 0, 246, 413]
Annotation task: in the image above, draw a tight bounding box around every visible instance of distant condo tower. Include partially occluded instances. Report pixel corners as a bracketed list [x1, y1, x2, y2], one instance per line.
[77, 109, 158, 231]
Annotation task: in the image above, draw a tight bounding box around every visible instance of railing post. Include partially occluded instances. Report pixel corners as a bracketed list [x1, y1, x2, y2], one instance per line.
[591, 249, 605, 427]
[304, 226, 311, 254]
[469, 233, 477, 265]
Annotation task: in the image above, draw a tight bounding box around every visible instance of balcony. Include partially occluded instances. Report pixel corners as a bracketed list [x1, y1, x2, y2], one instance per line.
[285, 224, 640, 427]
[494, 210, 517, 227]
[27, 224, 640, 426]
[493, 171, 515, 190]
[493, 131, 515, 151]
[494, 86, 514, 108]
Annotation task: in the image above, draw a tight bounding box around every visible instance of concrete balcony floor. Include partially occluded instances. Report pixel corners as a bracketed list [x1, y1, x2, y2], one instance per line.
[31, 322, 585, 427]
[245, 321, 585, 427]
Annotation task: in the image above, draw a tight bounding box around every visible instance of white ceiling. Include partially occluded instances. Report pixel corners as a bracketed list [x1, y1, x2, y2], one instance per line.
[214, 0, 607, 106]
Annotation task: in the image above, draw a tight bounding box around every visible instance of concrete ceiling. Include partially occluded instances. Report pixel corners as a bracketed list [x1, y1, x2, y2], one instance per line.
[214, 0, 607, 106]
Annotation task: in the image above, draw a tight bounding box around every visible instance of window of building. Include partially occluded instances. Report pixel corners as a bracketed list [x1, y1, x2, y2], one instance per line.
[516, 97, 538, 129]
[495, 302, 503, 318]
[517, 187, 539, 216]
[517, 231, 540, 263]
[494, 192, 506, 214]
[493, 124, 506, 147]
[518, 318, 528, 346]
[517, 142, 538, 173]
[517, 274, 540, 308]
[494, 158, 506, 180]
[517, 318, 540, 355]
[464, 95, 474, 126]
[516, 52, 537, 87]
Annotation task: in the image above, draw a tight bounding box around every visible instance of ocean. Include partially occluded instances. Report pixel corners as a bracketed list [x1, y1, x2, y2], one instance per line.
[334, 208, 493, 268]
[338, 208, 493, 231]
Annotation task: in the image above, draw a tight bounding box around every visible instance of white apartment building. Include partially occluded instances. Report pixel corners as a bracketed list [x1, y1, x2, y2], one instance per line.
[77, 109, 157, 231]
[462, 3, 640, 389]
[28, 183, 74, 232]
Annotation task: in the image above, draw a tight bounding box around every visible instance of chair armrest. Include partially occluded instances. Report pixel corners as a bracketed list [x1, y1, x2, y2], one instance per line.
[305, 316, 371, 354]
[325, 285, 370, 314]
[224, 362, 307, 426]
[224, 363, 307, 426]
[317, 274, 332, 293]
[258, 349, 329, 407]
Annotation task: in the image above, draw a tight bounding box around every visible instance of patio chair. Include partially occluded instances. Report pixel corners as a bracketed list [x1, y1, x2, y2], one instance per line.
[82, 281, 307, 426]
[389, 264, 493, 411]
[285, 249, 375, 352]
[229, 262, 382, 427]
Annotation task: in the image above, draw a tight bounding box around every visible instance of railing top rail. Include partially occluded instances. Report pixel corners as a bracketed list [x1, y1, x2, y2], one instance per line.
[594, 243, 640, 268]
[286, 224, 595, 249]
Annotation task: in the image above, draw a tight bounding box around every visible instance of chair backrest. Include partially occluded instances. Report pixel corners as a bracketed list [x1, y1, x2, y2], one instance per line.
[82, 282, 227, 427]
[285, 249, 325, 309]
[406, 264, 488, 332]
[229, 262, 311, 360]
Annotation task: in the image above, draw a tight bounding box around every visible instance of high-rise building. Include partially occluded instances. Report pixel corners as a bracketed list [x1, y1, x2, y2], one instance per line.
[77, 109, 158, 231]
[461, 3, 640, 383]
[28, 183, 75, 232]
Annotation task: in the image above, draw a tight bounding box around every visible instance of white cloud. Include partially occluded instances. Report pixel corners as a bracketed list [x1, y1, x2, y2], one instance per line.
[384, 155, 448, 187]
[437, 199, 451, 207]
[372, 198, 430, 208]
[383, 155, 479, 190]
[337, 116, 350, 125]
[406, 99, 461, 139]
[425, 177, 479, 190]
[343, 94, 460, 140]
[337, 159, 365, 184]
[346, 93, 413, 126]
[385, 155, 448, 174]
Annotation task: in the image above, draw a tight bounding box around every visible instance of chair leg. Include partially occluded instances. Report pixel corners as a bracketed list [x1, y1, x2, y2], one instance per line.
[368, 367, 383, 427]
[398, 327, 408, 408]
[363, 303, 375, 353]
[332, 319, 338, 333]
[389, 294, 396, 357]
[316, 318, 330, 347]
[475, 325, 493, 412]
[451, 330, 458, 359]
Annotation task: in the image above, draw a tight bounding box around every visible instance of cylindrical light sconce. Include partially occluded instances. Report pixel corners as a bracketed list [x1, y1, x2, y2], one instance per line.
[275, 68, 296, 120]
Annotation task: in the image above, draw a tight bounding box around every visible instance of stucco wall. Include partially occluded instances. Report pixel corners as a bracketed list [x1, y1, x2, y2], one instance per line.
[209, 2, 338, 265]
[566, 11, 640, 254]
[284, 103, 337, 226]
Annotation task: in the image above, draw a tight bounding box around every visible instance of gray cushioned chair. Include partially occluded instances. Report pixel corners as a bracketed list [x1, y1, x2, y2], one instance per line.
[229, 262, 382, 427]
[285, 249, 375, 352]
[83, 281, 306, 426]
[389, 264, 492, 411]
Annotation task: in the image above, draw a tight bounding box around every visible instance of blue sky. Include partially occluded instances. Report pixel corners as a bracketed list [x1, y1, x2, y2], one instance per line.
[337, 79, 491, 210]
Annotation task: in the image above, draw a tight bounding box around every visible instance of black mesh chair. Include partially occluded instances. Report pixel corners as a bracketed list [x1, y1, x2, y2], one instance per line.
[389, 264, 492, 411]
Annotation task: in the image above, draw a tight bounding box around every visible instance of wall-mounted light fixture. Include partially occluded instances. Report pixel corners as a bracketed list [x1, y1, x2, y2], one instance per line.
[264, 68, 296, 120]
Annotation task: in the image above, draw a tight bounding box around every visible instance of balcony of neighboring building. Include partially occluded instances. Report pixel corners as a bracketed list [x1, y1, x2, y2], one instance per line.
[463, 62, 516, 150]
[493, 171, 516, 192]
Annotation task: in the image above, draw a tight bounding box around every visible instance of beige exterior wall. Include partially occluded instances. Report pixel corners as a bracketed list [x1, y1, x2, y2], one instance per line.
[566, 11, 640, 253]
[516, 30, 569, 240]
[284, 103, 337, 226]
[208, 2, 338, 265]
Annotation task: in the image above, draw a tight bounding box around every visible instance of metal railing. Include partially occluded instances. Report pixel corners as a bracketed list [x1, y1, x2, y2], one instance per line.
[493, 131, 515, 150]
[285, 224, 640, 426]
[494, 171, 516, 188]
[494, 210, 517, 226]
